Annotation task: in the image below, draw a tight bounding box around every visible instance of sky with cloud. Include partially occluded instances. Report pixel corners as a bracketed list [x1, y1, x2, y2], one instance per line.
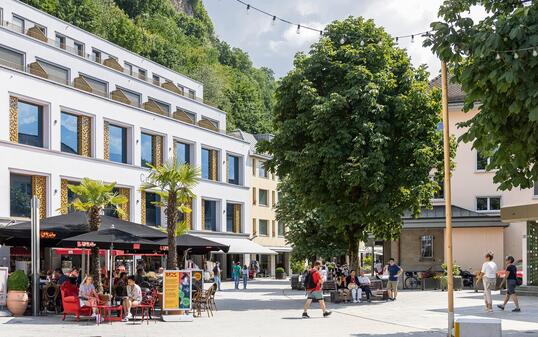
[203, 0, 483, 79]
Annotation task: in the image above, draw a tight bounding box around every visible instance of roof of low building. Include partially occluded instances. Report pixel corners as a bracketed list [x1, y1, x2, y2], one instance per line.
[430, 74, 466, 104]
[402, 205, 507, 229]
[235, 130, 273, 158]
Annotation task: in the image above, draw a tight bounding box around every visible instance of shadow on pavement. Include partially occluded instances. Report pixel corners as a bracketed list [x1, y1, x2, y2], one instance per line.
[351, 330, 538, 337]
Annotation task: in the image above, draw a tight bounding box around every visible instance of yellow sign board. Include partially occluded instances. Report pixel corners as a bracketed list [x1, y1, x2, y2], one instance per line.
[162, 270, 192, 311]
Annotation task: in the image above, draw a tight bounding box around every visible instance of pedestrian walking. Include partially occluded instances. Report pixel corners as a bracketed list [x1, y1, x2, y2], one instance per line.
[302, 261, 331, 318]
[478, 251, 498, 313]
[385, 258, 403, 301]
[213, 262, 221, 291]
[242, 265, 249, 289]
[498, 255, 521, 312]
[233, 261, 241, 290]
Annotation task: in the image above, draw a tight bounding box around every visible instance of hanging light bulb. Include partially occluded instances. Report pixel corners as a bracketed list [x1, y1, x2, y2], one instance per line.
[319, 30, 323, 36]
[533, 48, 537, 57]
[246, 4, 250, 15]
[296, 24, 301, 34]
[378, 40, 383, 46]
[395, 37, 399, 43]
[272, 15, 276, 26]
[411, 35, 415, 43]
[360, 40, 365, 47]
[340, 37, 345, 44]
[514, 52, 519, 59]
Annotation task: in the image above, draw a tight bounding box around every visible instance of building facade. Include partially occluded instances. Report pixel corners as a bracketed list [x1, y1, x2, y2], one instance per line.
[0, 0, 264, 269]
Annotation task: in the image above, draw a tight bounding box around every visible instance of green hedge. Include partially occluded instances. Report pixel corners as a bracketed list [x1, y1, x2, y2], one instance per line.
[7, 270, 29, 292]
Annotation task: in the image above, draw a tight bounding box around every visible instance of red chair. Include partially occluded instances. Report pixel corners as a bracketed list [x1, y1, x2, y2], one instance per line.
[134, 288, 158, 325]
[60, 282, 92, 321]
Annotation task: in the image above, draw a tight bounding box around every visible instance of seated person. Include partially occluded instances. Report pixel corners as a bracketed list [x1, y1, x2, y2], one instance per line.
[79, 275, 102, 321]
[54, 268, 68, 285]
[134, 268, 145, 285]
[335, 274, 350, 302]
[122, 276, 142, 322]
[358, 269, 373, 302]
[346, 270, 362, 303]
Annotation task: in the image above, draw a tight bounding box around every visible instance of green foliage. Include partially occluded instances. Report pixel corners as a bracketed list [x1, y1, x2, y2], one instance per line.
[363, 255, 373, 271]
[66, 178, 127, 219]
[290, 258, 307, 274]
[7, 270, 29, 292]
[426, 1, 538, 190]
[23, 0, 275, 134]
[275, 267, 286, 274]
[441, 263, 461, 276]
[261, 17, 445, 266]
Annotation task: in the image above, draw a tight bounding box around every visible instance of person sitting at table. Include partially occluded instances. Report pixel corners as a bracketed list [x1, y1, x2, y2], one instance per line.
[346, 270, 362, 303]
[335, 274, 351, 302]
[358, 269, 373, 302]
[135, 268, 145, 285]
[122, 275, 142, 322]
[79, 275, 102, 322]
[54, 268, 68, 285]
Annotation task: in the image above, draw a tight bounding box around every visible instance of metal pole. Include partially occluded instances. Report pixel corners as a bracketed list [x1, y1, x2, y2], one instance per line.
[109, 243, 114, 297]
[30, 196, 40, 317]
[441, 61, 454, 337]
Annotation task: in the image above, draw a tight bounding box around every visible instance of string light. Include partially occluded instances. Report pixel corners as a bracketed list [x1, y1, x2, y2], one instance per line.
[534, 48, 538, 57]
[514, 52, 519, 59]
[246, 4, 250, 15]
[272, 15, 276, 26]
[411, 35, 415, 43]
[296, 24, 301, 34]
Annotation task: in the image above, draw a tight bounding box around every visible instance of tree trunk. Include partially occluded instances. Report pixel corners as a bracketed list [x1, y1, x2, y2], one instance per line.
[166, 192, 178, 270]
[349, 239, 359, 272]
[88, 206, 103, 293]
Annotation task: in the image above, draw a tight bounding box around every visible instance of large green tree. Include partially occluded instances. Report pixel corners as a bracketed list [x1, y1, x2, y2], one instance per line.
[260, 17, 444, 268]
[426, 1, 538, 191]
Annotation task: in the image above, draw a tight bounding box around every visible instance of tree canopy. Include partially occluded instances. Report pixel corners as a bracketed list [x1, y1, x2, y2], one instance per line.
[260, 17, 445, 267]
[426, 1, 538, 191]
[23, 0, 275, 134]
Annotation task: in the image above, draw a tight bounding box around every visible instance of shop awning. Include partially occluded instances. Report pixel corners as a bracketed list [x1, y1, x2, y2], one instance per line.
[264, 246, 293, 253]
[197, 236, 277, 255]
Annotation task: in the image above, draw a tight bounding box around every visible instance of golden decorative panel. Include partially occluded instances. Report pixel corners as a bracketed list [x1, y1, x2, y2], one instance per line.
[173, 109, 194, 124]
[152, 135, 163, 167]
[201, 201, 205, 230]
[103, 57, 124, 72]
[161, 81, 182, 95]
[252, 218, 257, 236]
[26, 26, 47, 42]
[28, 62, 48, 79]
[60, 179, 68, 214]
[210, 150, 218, 181]
[111, 89, 131, 105]
[234, 204, 241, 233]
[9, 96, 18, 143]
[140, 191, 146, 225]
[103, 122, 110, 160]
[143, 100, 166, 115]
[31, 175, 47, 219]
[74, 76, 93, 93]
[197, 119, 219, 132]
[117, 187, 130, 221]
[78, 115, 91, 157]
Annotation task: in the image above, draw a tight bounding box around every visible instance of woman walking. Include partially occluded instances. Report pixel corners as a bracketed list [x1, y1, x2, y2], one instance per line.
[478, 251, 498, 313]
[498, 256, 521, 312]
[242, 265, 249, 289]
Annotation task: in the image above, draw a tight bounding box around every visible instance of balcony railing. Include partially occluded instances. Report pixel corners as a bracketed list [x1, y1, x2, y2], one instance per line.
[1, 20, 204, 103]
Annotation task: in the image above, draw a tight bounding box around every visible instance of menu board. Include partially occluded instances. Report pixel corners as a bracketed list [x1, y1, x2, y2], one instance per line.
[162, 270, 192, 311]
[191, 270, 203, 292]
[0, 267, 8, 306]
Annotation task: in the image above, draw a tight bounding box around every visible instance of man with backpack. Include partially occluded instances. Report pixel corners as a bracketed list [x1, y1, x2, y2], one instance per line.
[302, 261, 332, 318]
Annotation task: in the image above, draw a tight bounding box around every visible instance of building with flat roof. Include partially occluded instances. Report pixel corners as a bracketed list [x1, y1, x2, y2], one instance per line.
[0, 0, 273, 272]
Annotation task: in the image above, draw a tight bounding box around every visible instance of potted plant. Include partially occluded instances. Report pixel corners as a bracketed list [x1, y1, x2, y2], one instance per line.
[275, 267, 286, 280]
[6, 270, 29, 316]
[440, 263, 463, 291]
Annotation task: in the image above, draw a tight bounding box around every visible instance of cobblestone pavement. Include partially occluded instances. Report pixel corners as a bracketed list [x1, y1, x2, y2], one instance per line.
[1, 279, 537, 337]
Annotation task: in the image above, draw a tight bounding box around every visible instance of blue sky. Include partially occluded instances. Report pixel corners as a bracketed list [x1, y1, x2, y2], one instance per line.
[203, 0, 483, 79]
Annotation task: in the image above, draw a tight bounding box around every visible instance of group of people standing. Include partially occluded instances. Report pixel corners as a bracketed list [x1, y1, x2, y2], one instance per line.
[478, 251, 521, 313]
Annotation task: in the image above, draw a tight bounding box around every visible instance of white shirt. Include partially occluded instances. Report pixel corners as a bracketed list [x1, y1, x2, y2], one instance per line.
[358, 276, 370, 285]
[481, 261, 498, 278]
[320, 268, 328, 281]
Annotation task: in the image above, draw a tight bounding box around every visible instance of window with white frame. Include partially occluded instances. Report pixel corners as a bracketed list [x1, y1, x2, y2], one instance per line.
[476, 151, 490, 171]
[420, 235, 434, 258]
[534, 182, 538, 197]
[476, 196, 501, 212]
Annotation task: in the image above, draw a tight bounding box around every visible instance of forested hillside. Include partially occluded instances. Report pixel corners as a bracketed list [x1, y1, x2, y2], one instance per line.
[23, 0, 275, 133]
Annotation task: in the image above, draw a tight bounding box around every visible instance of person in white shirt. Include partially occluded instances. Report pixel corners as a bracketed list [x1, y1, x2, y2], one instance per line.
[478, 251, 498, 313]
[122, 276, 142, 322]
[320, 265, 328, 282]
[357, 269, 373, 302]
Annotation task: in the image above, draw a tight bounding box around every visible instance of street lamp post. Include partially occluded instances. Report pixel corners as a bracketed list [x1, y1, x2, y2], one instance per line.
[441, 61, 454, 337]
[30, 196, 40, 317]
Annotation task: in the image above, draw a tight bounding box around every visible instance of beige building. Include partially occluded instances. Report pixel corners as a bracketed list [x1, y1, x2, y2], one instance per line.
[387, 76, 538, 283]
[236, 131, 292, 277]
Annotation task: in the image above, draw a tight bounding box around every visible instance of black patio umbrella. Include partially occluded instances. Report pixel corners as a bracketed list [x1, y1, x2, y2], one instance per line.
[155, 234, 230, 254]
[0, 211, 166, 246]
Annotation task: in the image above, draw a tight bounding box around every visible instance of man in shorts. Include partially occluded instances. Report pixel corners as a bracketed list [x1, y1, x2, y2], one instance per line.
[386, 258, 402, 301]
[302, 261, 331, 318]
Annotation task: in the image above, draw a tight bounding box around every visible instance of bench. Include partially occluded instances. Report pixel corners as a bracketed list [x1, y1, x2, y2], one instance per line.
[329, 279, 388, 303]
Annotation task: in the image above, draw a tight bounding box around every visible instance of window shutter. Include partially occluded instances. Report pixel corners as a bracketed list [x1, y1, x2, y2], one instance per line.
[77, 115, 91, 157]
[103, 122, 110, 160]
[152, 135, 163, 167]
[252, 158, 256, 176]
[117, 187, 130, 221]
[234, 204, 241, 233]
[252, 218, 257, 236]
[210, 150, 218, 180]
[31, 175, 47, 219]
[60, 179, 68, 214]
[9, 96, 18, 142]
[252, 188, 256, 205]
[201, 201, 205, 230]
[140, 191, 146, 224]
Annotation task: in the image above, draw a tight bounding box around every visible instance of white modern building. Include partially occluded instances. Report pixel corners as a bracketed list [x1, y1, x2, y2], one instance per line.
[0, 0, 268, 273]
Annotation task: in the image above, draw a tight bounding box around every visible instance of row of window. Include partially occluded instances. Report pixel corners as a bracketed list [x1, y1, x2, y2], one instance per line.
[252, 218, 285, 237]
[9, 173, 246, 234]
[252, 188, 278, 207]
[4, 11, 198, 99]
[252, 157, 276, 180]
[11, 97, 242, 184]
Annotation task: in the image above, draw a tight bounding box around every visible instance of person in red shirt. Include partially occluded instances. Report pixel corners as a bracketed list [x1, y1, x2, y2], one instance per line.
[302, 261, 331, 318]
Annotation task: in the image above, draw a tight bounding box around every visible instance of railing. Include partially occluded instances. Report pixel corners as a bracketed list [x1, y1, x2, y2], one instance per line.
[1, 20, 204, 103]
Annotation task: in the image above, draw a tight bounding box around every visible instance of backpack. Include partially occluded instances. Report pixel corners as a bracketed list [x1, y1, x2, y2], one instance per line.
[303, 270, 317, 289]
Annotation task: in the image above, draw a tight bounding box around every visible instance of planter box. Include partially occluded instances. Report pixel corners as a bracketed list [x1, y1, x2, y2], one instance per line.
[440, 276, 463, 291]
[275, 272, 286, 280]
[422, 278, 440, 290]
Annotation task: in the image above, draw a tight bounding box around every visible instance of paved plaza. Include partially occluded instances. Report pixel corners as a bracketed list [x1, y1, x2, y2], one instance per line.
[1, 280, 538, 337]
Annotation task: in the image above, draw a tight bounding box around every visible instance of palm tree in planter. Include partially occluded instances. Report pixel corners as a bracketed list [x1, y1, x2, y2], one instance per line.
[142, 160, 200, 269]
[67, 178, 127, 292]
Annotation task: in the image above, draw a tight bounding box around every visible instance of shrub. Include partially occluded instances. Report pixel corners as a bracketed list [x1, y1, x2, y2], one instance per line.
[275, 267, 285, 274]
[291, 259, 306, 274]
[7, 270, 29, 292]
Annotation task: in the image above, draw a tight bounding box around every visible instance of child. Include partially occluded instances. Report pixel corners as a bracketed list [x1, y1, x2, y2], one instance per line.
[242, 265, 249, 289]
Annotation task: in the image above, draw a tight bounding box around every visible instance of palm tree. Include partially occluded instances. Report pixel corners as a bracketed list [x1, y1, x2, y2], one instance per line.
[142, 160, 200, 269]
[67, 178, 127, 292]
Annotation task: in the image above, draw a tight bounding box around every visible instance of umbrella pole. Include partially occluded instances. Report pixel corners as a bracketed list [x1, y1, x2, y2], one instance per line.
[109, 243, 114, 298]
